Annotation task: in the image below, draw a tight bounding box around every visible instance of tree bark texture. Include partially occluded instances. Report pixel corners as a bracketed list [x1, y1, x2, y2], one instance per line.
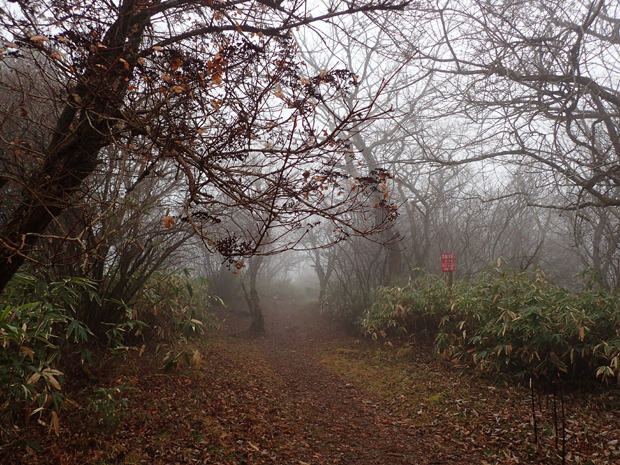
[240, 256, 265, 333]
[0, 2, 151, 291]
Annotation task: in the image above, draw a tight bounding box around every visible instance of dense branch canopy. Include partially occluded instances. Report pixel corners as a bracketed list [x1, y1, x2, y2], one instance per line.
[406, 0, 620, 210]
[0, 0, 407, 290]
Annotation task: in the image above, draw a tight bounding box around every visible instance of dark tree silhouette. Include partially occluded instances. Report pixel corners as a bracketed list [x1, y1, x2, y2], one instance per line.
[0, 0, 406, 292]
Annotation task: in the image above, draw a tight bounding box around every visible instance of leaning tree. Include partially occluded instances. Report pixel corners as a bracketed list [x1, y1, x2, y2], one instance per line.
[0, 0, 407, 292]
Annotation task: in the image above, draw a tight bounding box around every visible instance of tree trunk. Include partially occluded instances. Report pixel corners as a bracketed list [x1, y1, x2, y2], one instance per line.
[248, 286, 264, 333]
[318, 276, 328, 300]
[240, 256, 265, 333]
[313, 250, 332, 301]
[0, 117, 104, 290]
[383, 239, 402, 285]
[0, 0, 150, 293]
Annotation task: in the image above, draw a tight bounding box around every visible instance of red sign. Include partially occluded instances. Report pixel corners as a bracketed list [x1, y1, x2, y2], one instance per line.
[441, 252, 455, 272]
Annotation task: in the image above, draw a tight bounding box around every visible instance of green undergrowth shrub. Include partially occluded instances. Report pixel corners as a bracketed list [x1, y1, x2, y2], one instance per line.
[320, 284, 371, 332]
[361, 273, 453, 340]
[438, 268, 620, 384]
[87, 385, 138, 432]
[131, 271, 219, 371]
[131, 271, 219, 342]
[0, 270, 218, 438]
[358, 268, 620, 385]
[0, 274, 98, 433]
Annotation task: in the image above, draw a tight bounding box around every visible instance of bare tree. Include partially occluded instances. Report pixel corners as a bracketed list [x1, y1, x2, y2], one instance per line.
[303, 224, 339, 299]
[380, 0, 620, 286]
[240, 254, 265, 333]
[296, 7, 439, 285]
[571, 206, 620, 288]
[406, 0, 620, 212]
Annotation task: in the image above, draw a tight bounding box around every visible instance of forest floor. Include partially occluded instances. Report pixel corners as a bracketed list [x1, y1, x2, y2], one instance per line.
[2, 298, 620, 465]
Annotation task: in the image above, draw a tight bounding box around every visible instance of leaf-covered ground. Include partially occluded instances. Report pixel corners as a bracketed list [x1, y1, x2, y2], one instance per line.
[2, 299, 619, 464]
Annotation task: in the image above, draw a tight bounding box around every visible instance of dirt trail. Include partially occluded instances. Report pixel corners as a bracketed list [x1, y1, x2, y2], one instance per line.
[2, 298, 463, 465]
[4, 298, 618, 464]
[228, 299, 464, 464]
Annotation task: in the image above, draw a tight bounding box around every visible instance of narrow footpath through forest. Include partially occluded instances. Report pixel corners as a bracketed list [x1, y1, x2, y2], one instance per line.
[251, 301, 467, 464]
[3, 298, 619, 465]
